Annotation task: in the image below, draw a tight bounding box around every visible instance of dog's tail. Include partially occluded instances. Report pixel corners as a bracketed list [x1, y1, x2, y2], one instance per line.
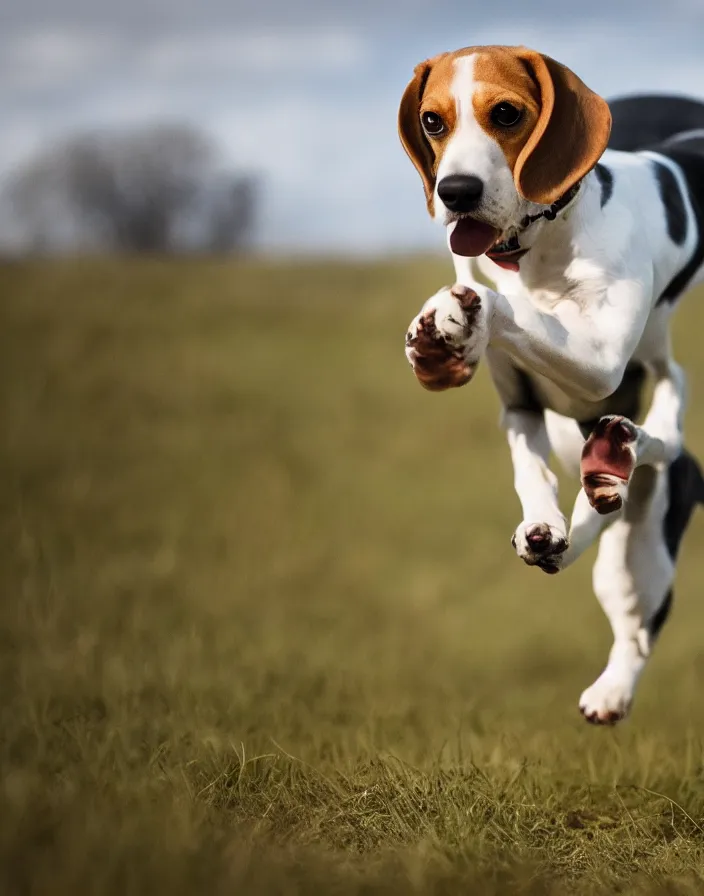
[664, 448, 704, 561]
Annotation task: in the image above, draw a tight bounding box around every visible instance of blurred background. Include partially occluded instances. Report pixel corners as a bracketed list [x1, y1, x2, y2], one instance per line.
[2, 0, 704, 258]
[4, 3, 704, 894]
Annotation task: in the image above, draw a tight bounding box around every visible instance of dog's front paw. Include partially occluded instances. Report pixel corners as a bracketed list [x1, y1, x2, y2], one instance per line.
[405, 284, 489, 391]
[579, 672, 634, 725]
[581, 415, 637, 514]
[511, 521, 568, 574]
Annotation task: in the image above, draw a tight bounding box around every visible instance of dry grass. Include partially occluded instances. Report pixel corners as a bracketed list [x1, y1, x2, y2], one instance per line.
[2, 257, 704, 894]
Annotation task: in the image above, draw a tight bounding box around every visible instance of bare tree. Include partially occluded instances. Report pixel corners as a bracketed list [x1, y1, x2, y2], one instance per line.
[5, 123, 258, 255]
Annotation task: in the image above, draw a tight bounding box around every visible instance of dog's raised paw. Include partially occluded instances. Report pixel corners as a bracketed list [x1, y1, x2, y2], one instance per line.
[512, 521, 568, 574]
[405, 285, 488, 391]
[405, 314, 474, 391]
[579, 672, 633, 725]
[581, 415, 637, 514]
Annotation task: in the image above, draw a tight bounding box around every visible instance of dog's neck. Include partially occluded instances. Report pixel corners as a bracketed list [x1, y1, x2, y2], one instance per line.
[505, 171, 598, 285]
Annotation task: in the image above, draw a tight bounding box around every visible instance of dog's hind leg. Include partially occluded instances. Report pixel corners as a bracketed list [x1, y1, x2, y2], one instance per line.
[579, 451, 704, 724]
[579, 465, 672, 724]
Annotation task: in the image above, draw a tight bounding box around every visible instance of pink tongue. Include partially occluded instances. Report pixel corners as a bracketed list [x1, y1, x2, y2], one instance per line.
[449, 218, 499, 257]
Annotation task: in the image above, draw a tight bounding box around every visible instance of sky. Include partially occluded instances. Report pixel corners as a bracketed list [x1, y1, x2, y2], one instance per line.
[2, 0, 704, 254]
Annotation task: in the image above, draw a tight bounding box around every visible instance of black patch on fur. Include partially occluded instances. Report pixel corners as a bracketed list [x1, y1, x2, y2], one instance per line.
[663, 449, 704, 560]
[649, 589, 673, 639]
[646, 448, 704, 640]
[576, 362, 647, 439]
[653, 162, 687, 246]
[655, 148, 704, 304]
[506, 367, 543, 414]
[607, 94, 704, 152]
[594, 164, 614, 208]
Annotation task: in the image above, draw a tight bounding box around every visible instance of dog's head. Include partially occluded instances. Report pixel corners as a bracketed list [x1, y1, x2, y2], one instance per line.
[398, 46, 611, 256]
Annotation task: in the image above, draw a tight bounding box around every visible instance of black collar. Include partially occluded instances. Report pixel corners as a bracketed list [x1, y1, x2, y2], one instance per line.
[519, 180, 583, 229]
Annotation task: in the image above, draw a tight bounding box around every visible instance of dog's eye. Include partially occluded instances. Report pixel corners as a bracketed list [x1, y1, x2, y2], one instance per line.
[421, 111, 446, 136]
[490, 102, 523, 127]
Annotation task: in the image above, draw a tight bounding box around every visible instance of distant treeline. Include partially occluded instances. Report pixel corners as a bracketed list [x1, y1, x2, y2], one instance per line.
[2, 122, 258, 256]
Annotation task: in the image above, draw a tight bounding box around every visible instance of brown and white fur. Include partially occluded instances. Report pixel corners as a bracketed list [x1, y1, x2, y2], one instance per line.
[399, 45, 704, 724]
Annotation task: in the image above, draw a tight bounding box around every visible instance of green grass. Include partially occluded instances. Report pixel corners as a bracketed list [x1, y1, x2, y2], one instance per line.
[2, 258, 704, 894]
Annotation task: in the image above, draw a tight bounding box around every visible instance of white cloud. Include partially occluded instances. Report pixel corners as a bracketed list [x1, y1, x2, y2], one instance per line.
[0, 24, 369, 99]
[140, 27, 369, 78]
[0, 26, 122, 94]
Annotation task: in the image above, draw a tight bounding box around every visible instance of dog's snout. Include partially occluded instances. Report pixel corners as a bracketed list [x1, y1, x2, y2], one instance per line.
[437, 175, 484, 212]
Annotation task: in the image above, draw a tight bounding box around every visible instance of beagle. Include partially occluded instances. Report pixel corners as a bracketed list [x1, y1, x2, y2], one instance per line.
[399, 45, 704, 724]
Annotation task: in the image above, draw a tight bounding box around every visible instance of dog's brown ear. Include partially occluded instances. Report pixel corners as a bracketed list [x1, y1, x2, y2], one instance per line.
[398, 58, 439, 214]
[513, 49, 611, 205]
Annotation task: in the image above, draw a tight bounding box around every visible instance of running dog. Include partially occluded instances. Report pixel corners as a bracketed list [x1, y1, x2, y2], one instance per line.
[400, 46, 704, 723]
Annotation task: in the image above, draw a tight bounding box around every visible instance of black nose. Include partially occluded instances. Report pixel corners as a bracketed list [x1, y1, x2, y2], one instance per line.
[437, 174, 484, 212]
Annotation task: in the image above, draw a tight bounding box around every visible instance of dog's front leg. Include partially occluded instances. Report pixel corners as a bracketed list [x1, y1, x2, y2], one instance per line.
[407, 274, 649, 405]
[503, 409, 569, 573]
[482, 279, 649, 404]
[405, 288, 568, 571]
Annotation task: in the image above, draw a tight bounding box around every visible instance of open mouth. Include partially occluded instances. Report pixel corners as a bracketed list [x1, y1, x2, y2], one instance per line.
[485, 234, 528, 272]
[449, 217, 527, 272]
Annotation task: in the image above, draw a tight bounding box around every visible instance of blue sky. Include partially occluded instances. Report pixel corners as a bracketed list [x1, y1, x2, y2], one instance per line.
[2, 0, 704, 253]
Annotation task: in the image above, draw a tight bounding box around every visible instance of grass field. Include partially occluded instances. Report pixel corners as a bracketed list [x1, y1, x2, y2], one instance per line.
[3, 258, 704, 894]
